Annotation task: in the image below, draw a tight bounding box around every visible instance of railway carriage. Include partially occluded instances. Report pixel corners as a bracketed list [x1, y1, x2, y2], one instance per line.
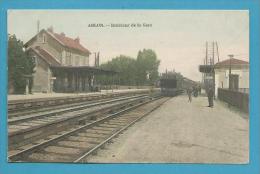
[159, 74, 197, 97]
[159, 77, 184, 97]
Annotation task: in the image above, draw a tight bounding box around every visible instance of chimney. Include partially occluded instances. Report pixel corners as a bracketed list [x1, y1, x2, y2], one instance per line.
[75, 37, 80, 43]
[36, 20, 40, 42]
[47, 26, 54, 33]
[60, 32, 65, 37]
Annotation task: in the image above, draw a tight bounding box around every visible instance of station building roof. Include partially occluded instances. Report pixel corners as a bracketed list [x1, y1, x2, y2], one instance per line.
[214, 58, 249, 69]
[28, 45, 117, 75]
[199, 58, 249, 73]
[25, 28, 90, 55]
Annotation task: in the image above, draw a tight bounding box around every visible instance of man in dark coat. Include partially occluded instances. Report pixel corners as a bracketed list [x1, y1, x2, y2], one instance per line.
[198, 85, 201, 95]
[193, 86, 198, 97]
[207, 87, 214, 107]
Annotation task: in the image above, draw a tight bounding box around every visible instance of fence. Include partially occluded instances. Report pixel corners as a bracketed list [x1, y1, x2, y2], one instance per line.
[218, 88, 249, 113]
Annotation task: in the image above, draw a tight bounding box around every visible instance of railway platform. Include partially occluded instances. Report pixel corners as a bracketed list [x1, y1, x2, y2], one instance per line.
[8, 89, 153, 101]
[87, 95, 249, 163]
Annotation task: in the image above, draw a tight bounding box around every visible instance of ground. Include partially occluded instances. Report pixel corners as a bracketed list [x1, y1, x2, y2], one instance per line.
[87, 95, 249, 163]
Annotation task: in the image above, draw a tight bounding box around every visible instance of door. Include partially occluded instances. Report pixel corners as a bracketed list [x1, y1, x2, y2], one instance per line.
[230, 74, 239, 90]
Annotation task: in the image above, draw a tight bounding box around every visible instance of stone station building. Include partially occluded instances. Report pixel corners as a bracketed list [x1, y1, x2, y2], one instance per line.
[24, 27, 115, 93]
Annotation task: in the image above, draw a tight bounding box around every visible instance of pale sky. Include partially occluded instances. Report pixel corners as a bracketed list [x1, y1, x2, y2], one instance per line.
[8, 10, 249, 81]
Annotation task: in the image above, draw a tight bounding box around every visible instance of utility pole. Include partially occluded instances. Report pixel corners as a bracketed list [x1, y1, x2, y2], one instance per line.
[228, 54, 234, 89]
[94, 52, 100, 67]
[212, 42, 215, 98]
[97, 52, 100, 67]
[228, 54, 234, 75]
[206, 42, 208, 65]
[212, 42, 215, 65]
[215, 42, 220, 63]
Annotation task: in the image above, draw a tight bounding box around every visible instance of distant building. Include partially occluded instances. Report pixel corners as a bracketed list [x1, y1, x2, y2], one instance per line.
[24, 26, 114, 93]
[214, 58, 249, 96]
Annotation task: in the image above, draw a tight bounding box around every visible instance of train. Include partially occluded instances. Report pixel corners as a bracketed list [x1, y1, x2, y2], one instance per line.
[159, 73, 198, 97]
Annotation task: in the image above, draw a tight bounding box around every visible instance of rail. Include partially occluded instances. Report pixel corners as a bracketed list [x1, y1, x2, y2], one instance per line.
[8, 95, 164, 162]
[8, 89, 151, 112]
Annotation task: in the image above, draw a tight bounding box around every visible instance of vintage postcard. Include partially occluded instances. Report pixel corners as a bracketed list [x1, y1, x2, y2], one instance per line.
[7, 10, 249, 164]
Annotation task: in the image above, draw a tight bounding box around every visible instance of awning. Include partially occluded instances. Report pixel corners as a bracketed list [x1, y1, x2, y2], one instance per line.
[50, 65, 118, 75]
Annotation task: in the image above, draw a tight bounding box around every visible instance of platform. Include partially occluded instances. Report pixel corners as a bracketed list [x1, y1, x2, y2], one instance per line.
[8, 89, 153, 101]
[88, 95, 249, 163]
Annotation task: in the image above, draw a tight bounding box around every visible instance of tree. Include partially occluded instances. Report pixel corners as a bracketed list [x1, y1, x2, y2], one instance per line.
[136, 49, 160, 85]
[99, 55, 137, 86]
[8, 35, 35, 94]
[99, 49, 160, 87]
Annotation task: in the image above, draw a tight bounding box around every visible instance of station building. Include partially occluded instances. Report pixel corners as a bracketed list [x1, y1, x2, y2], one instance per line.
[24, 27, 115, 93]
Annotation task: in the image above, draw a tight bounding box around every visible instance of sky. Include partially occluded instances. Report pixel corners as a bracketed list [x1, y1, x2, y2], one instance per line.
[8, 10, 249, 81]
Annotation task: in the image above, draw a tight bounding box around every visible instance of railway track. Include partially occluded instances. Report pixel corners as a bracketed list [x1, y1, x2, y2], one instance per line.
[8, 95, 122, 118]
[8, 94, 149, 150]
[9, 94, 147, 124]
[8, 90, 152, 114]
[9, 96, 169, 163]
[8, 92, 149, 118]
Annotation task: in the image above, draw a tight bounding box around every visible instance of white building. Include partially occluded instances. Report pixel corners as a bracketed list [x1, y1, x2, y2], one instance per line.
[214, 58, 249, 96]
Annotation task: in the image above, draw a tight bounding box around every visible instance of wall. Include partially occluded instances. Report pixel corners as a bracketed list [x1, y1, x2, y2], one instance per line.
[29, 32, 63, 63]
[32, 54, 51, 93]
[63, 49, 89, 66]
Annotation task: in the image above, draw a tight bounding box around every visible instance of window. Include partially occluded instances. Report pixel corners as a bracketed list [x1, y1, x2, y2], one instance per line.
[61, 57, 64, 65]
[33, 56, 37, 65]
[66, 57, 69, 65]
[65, 51, 72, 65]
[42, 34, 46, 43]
[66, 51, 71, 57]
[75, 56, 80, 66]
[32, 56, 37, 71]
[65, 57, 72, 66]
[69, 57, 72, 66]
[82, 57, 86, 65]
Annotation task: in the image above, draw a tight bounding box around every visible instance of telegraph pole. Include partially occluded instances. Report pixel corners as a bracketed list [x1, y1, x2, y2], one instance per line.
[228, 54, 234, 75]
[216, 42, 220, 63]
[228, 54, 234, 89]
[212, 42, 215, 98]
[206, 42, 208, 65]
[212, 42, 215, 65]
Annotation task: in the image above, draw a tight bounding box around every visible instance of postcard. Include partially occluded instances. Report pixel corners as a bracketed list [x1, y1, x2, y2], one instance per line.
[7, 10, 249, 164]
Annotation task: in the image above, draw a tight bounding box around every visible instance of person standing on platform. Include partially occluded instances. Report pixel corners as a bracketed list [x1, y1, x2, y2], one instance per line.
[193, 86, 198, 97]
[207, 87, 214, 107]
[198, 85, 201, 95]
[187, 87, 193, 103]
